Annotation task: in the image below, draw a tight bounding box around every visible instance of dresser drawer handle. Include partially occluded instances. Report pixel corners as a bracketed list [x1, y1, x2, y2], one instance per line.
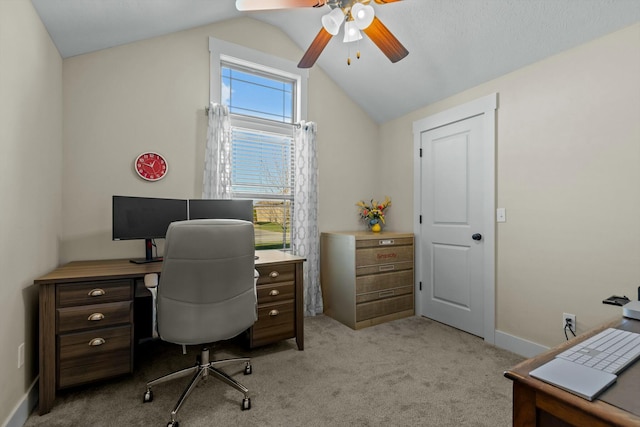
[379, 264, 395, 272]
[268, 309, 279, 317]
[269, 271, 279, 279]
[379, 239, 395, 245]
[379, 290, 395, 298]
[87, 313, 105, 321]
[268, 289, 280, 296]
[88, 338, 105, 346]
[88, 288, 106, 297]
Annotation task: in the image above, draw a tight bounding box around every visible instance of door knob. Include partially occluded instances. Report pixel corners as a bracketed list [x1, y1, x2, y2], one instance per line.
[472, 233, 482, 241]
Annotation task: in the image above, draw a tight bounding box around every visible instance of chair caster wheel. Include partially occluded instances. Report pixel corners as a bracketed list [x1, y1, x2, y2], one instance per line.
[244, 363, 252, 375]
[143, 389, 153, 403]
[167, 421, 179, 427]
[242, 397, 251, 410]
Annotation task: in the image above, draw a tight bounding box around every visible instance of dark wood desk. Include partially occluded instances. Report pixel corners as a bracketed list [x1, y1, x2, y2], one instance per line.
[35, 250, 305, 415]
[505, 318, 640, 427]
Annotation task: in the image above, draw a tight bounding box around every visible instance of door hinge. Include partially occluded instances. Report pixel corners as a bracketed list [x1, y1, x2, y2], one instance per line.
[419, 215, 422, 224]
[419, 281, 422, 291]
[419, 148, 423, 157]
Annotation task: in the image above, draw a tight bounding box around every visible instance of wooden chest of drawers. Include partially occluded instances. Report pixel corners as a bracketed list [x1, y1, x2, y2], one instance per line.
[321, 231, 414, 330]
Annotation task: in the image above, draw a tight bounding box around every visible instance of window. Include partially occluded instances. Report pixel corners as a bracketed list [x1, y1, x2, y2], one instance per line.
[209, 38, 308, 250]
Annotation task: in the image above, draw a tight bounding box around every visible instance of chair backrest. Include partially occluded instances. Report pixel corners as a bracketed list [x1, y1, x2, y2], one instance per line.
[157, 219, 257, 345]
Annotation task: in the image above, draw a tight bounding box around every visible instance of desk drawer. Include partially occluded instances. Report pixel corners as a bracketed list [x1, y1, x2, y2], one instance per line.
[256, 264, 295, 285]
[57, 301, 132, 333]
[57, 280, 132, 307]
[257, 282, 294, 304]
[251, 301, 295, 346]
[58, 325, 132, 388]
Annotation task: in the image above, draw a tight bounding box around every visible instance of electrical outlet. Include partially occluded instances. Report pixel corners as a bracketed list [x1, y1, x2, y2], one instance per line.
[18, 343, 24, 369]
[563, 313, 576, 334]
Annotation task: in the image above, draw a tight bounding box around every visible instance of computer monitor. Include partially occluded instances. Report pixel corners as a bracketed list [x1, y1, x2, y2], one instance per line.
[188, 199, 254, 222]
[112, 195, 188, 263]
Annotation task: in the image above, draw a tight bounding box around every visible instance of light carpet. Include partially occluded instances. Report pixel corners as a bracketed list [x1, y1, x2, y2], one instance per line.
[24, 315, 523, 426]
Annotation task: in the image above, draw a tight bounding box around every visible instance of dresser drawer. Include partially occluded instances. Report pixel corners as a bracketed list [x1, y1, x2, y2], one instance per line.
[256, 264, 295, 285]
[356, 237, 414, 249]
[57, 301, 132, 333]
[58, 325, 132, 388]
[257, 282, 294, 304]
[356, 245, 413, 268]
[57, 280, 132, 307]
[356, 270, 414, 295]
[356, 294, 414, 322]
[356, 285, 413, 304]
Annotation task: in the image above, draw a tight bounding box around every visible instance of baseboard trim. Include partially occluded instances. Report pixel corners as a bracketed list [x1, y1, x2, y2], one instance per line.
[495, 330, 549, 358]
[3, 377, 38, 427]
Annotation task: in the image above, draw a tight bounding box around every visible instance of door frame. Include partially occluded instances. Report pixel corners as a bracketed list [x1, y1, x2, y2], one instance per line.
[412, 93, 497, 344]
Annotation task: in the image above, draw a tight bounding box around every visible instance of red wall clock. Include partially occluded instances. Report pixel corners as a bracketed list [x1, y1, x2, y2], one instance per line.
[134, 152, 168, 181]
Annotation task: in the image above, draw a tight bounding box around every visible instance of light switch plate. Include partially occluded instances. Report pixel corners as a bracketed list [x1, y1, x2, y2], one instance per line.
[496, 208, 506, 223]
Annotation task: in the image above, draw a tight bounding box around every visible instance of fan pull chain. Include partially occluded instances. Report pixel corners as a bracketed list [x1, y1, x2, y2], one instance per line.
[347, 42, 362, 66]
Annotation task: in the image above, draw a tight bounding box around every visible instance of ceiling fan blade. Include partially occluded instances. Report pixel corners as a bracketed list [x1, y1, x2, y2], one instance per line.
[362, 16, 409, 63]
[236, 0, 327, 11]
[373, 0, 403, 3]
[298, 27, 333, 68]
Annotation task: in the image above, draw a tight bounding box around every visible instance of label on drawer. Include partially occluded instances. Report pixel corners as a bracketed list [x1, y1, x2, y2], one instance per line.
[356, 245, 413, 267]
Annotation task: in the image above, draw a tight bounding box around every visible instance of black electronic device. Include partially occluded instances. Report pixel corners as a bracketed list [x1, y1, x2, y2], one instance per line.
[188, 199, 254, 222]
[602, 295, 631, 306]
[112, 195, 188, 263]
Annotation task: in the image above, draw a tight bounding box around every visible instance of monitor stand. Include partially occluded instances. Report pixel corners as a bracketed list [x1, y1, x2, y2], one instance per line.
[129, 239, 163, 264]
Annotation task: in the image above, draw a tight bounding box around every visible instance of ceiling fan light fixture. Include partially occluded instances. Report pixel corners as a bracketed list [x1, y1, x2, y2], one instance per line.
[342, 20, 363, 42]
[321, 7, 345, 35]
[351, 3, 375, 30]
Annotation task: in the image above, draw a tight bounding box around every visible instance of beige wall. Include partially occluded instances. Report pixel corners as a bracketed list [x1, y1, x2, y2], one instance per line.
[61, 17, 378, 263]
[380, 23, 640, 348]
[0, 0, 63, 423]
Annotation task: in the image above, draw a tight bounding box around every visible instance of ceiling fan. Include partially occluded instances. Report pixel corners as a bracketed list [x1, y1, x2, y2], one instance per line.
[236, 0, 409, 68]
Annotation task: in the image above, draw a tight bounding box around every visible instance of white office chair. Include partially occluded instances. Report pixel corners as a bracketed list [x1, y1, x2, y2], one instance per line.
[142, 219, 258, 427]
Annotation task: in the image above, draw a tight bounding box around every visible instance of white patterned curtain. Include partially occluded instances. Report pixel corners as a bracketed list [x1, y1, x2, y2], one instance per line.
[292, 121, 323, 316]
[202, 102, 232, 199]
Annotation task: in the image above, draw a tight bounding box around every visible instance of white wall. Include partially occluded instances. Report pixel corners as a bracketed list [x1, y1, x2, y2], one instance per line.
[0, 0, 63, 424]
[380, 23, 640, 349]
[61, 17, 378, 263]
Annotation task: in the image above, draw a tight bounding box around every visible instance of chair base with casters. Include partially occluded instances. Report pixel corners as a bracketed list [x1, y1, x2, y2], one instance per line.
[142, 346, 252, 427]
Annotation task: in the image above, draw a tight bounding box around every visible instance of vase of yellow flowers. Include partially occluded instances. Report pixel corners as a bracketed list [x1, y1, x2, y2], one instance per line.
[356, 197, 391, 232]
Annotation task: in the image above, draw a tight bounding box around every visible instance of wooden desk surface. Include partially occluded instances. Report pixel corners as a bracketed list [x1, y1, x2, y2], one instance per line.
[504, 317, 640, 426]
[34, 249, 305, 284]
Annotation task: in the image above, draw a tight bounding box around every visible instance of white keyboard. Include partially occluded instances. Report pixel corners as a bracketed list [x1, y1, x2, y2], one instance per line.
[556, 328, 640, 374]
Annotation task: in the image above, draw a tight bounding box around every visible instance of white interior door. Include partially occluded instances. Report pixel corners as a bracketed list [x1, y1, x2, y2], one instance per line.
[413, 94, 496, 341]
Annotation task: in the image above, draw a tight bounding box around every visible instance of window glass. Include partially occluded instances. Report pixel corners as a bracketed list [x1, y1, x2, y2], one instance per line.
[222, 65, 294, 123]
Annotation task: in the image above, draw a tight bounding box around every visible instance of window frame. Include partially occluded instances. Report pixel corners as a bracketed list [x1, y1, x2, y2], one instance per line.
[208, 38, 308, 251]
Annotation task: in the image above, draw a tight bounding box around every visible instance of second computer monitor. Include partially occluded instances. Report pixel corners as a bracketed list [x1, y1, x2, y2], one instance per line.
[188, 199, 254, 222]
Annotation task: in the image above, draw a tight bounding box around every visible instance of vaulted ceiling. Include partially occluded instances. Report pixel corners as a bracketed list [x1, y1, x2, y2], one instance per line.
[31, 0, 640, 123]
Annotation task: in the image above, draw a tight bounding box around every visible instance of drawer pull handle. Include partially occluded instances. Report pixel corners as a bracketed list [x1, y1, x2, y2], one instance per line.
[87, 313, 105, 321]
[379, 239, 395, 245]
[269, 309, 279, 317]
[269, 271, 279, 279]
[379, 290, 395, 298]
[379, 264, 395, 272]
[88, 289, 105, 297]
[269, 289, 280, 296]
[88, 338, 105, 346]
